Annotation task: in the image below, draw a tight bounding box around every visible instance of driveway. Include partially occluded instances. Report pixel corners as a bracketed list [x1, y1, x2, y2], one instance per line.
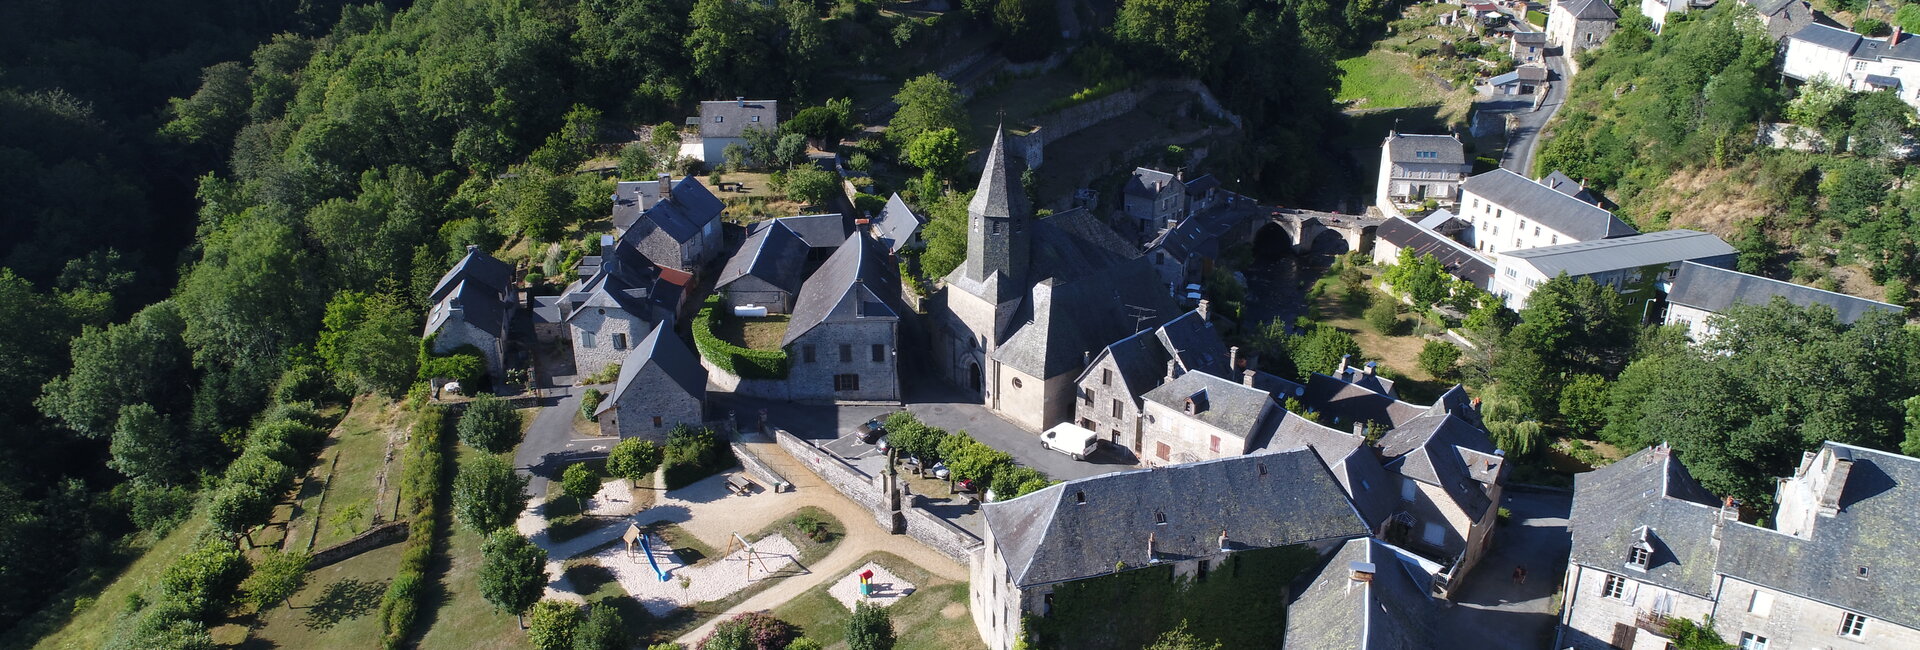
[1436, 489, 1574, 650]
[1491, 50, 1572, 175]
[514, 384, 618, 496]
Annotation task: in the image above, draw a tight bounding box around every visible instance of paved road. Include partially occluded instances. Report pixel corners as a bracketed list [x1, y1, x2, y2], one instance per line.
[514, 384, 617, 496]
[1494, 49, 1572, 176]
[1436, 489, 1574, 650]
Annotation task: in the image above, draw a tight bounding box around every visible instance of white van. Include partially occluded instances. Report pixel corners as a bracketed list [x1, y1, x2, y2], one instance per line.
[1040, 423, 1100, 461]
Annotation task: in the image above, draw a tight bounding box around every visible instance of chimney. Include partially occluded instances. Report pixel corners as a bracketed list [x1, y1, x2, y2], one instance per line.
[1083, 350, 1091, 365]
[1353, 421, 1367, 437]
[737, 96, 745, 107]
[599, 234, 615, 263]
[1147, 531, 1158, 563]
[1337, 354, 1353, 379]
[1243, 369, 1258, 387]
[1229, 345, 1240, 370]
[1896, 26, 1905, 45]
[1817, 456, 1854, 517]
[658, 172, 672, 198]
[466, 244, 479, 253]
[1218, 529, 1230, 551]
[1196, 299, 1211, 321]
[1165, 359, 1181, 383]
[1349, 561, 1376, 583]
[1363, 360, 1378, 376]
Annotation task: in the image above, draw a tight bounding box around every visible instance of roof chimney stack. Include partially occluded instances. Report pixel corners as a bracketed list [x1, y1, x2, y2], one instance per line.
[1363, 360, 1378, 376]
[658, 172, 672, 198]
[737, 96, 746, 107]
[1243, 369, 1258, 387]
[1196, 299, 1211, 321]
[1218, 529, 1230, 551]
[466, 244, 479, 253]
[1229, 345, 1240, 370]
[1165, 359, 1180, 383]
[1337, 354, 1353, 380]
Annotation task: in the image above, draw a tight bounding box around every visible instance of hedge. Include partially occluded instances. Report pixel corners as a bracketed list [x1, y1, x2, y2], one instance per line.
[692, 298, 790, 379]
[377, 406, 449, 649]
[662, 425, 738, 490]
[418, 335, 488, 389]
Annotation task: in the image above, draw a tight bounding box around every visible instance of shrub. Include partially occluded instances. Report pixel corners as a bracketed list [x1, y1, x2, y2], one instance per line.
[990, 465, 1051, 500]
[158, 540, 247, 620]
[560, 463, 601, 510]
[1364, 299, 1401, 335]
[1416, 340, 1462, 378]
[581, 362, 622, 385]
[698, 611, 795, 650]
[241, 548, 311, 609]
[378, 407, 447, 649]
[579, 388, 604, 422]
[124, 482, 194, 534]
[846, 601, 896, 650]
[882, 411, 949, 463]
[528, 599, 582, 650]
[692, 298, 790, 379]
[607, 438, 664, 482]
[938, 433, 1015, 488]
[274, 364, 332, 404]
[792, 512, 832, 543]
[418, 338, 487, 388]
[573, 602, 628, 650]
[458, 395, 522, 453]
[663, 425, 736, 489]
[786, 639, 824, 650]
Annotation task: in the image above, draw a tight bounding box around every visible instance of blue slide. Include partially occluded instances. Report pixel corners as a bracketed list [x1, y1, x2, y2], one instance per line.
[639, 532, 670, 582]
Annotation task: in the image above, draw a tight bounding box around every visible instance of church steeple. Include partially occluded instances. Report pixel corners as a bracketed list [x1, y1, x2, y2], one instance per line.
[964, 125, 1031, 284]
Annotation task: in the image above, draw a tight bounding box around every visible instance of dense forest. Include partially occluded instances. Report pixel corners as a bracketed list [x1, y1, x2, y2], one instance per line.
[0, 0, 1401, 642]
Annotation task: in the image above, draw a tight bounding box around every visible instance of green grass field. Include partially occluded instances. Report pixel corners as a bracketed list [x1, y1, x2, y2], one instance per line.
[305, 397, 407, 550]
[241, 542, 403, 649]
[1335, 50, 1448, 109]
[27, 515, 209, 650]
[771, 551, 984, 650]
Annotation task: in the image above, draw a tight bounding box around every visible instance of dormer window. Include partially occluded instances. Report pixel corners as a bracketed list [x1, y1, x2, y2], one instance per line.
[1627, 526, 1654, 571]
[1074, 491, 1086, 505]
[1155, 510, 1167, 525]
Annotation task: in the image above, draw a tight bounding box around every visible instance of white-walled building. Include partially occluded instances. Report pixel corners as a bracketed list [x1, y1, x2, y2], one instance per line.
[689, 98, 777, 163]
[1782, 24, 1920, 108]
[1661, 261, 1903, 340]
[1376, 132, 1473, 217]
[1489, 229, 1736, 309]
[1457, 168, 1637, 254]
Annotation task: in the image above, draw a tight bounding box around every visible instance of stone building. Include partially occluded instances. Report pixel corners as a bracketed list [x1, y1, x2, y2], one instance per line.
[970, 450, 1377, 650]
[1548, 0, 1617, 54]
[1121, 167, 1188, 244]
[869, 193, 925, 255]
[780, 231, 908, 403]
[1661, 261, 1902, 342]
[595, 322, 706, 441]
[423, 245, 518, 380]
[624, 175, 725, 274]
[561, 236, 689, 378]
[932, 126, 1177, 432]
[1138, 369, 1281, 466]
[1071, 305, 1246, 454]
[1375, 132, 1473, 217]
[714, 219, 810, 314]
[690, 98, 777, 163]
[1559, 442, 1920, 650]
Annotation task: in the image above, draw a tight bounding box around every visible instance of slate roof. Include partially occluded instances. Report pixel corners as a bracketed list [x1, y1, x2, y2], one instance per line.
[989, 210, 1177, 379]
[1123, 167, 1179, 198]
[1568, 446, 1725, 598]
[425, 279, 509, 339]
[781, 231, 904, 346]
[428, 246, 514, 306]
[1516, 65, 1549, 82]
[971, 127, 1028, 221]
[598, 321, 706, 415]
[1718, 443, 1920, 630]
[1560, 0, 1618, 20]
[1787, 22, 1863, 53]
[716, 220, 810, 295]
[1512, 31, 1548, 45]
[1461, 169, 1637, 241]
[1504, 229, 1736, 277]
[1146, 203, 1256, 265]
[1077, 328, 1173, 402]
[612, 179, 666, 232]
[1749, 0, 1800, 15]
[697, 99, 777, 139]
[1488, 70, 1529, 87]
[1302, 373, 1427, 429]
[1668, 261, 1901, 324]
[1245, 369, 1307, 401]
[871, 193, 924, 254]
[1377, 217, 1495, 289]
[1865, 73, 1903, 87]
[563, 238, 685, 323]
[1377, 412, 1505, 521]
[768, 213, 850, 249]
[1142, 371, 1275, 442]
[1540, 170, 1598, 203]
[1285, 538, 1440, 649]
[1384, 133, 1468, 166]
[1183, 174, 1222, 198]
[983, 450, 1371, 588]
[634, 176, 725, 243]
[1155, 310, 1231, 377]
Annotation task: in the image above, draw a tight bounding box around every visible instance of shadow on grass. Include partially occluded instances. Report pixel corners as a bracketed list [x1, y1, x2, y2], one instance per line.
[304, 578, 388, 631]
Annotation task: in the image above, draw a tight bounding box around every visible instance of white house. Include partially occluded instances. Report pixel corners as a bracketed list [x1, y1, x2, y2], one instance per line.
[1489, 229, 1736, 309]
[689, 98, 777, 163]
[1456, 168, 1637, 254]
[1661, 261, 1903, 340]
[1782, 24, 1920, 109]
[1376, 132, 1473, 216]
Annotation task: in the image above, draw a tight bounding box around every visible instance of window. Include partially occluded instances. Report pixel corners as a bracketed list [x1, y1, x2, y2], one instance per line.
[1514, 239, 1521, 249]
[1505, 268, 1518, 278]
[1084, 389, 1094, 406]
[1111, 399, 1121, 418]
[1011, 377, 1024, 389]
[1416, 150, 1437, 159]
[1551, 235, 1559, 245]
[1197, 559, 1211, 580]
[1156, 252, 1165, 264]
[992, 221, 1003, 234]
[1400, 479, 1417, 502]
[839, 344, 852, 363]
[1854, 61, 1868, 72]
[1519, 220, 1527, 230]
[750, 115, 760, 122]
[652, 416, 663, 427]
[581, 331, 596, 348]
[1102, 368, 1113, 386]
[1601, 574, 1627, 600]
[1534, 226, 1541, 236]
[803, 345, 816, 363]
[833, 374, 860, 391]
[1209, 436, 1221, 453]
[714, 115, 724, 123]
[1627, 546, 1651, 569]
[1422, 521, 1445, 546]
[1154, 510, 1167, 524]
[1738, 632, 1767, 650]
[1156, 442, 1170, 461]
[1840, 613, 1867, 638]
[1496, 209, 1504, 219]
[1747, 591, 1773, 617]
[872, 344, 885, 363]
[613, 333, 628, 350]
[1074, 491, 1085, 504]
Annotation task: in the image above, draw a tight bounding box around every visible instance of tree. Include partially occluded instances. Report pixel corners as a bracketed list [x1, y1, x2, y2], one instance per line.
[561, 463, 601, 511]
[1146, 621, 1222, 650]
[992, 0, 1058, 61]
[480, 530, 549, 625]
[1115, 0, 1218, 72]
[786, 105, 849, 148]
[1363, 299, 1401, 335]
[1899, 4, 1920, 35]
[650, 122, 685, 165]
[845, 601, 895, 650]
[917, 191, 972, 278]
[698, 611, 794, 650]
[316, 291, 420, 396]
[1381, 248, 1450, 306]
[159, 61, 252, 148]
[459, 395, 523, 453]
[572, 602, 627, 650]
[607, 438, 664, 482]
[209, 481, 274, 541]
[1286, 325, 1362, 379]
[109, 404, 194, 484]
[904, 128, 966, 179]
[455, 454, 531, 534]
[1486, 418, 1546, 457]
[1662, 616, 1736, 650]
[617, 143, 655, 178]
[1558, 374, 1610, 434]
[888, 74, 965, 148]
[686, 0, 777, 93]
[39, 300, 191, 439]
[528, 599, 582, 650]
[1416, 340, 1461, 379]
[882, 412, 949, 463]
[241, 548, 312, 610]
[783, 165, 840, 206]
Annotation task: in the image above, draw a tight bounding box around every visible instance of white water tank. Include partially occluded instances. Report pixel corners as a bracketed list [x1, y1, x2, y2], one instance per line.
[733, 304, 770, 318]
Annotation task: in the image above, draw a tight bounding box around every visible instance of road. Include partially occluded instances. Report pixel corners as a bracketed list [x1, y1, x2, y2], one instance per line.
[1435, 489, 1574, 650]
[514, 384, 618, 497]
[1494, 49, 1572, 176]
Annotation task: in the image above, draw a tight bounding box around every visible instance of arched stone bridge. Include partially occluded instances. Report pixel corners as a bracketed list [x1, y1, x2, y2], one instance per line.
[1266, 207, 1384, 256]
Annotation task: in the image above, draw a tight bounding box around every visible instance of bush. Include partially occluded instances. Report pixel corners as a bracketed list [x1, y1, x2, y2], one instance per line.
[529, 600, 582, 650]
[274, 364, 332, 404]
[458, 395, 522, 453]
[158, 540, 248, 620]
[124, 482, 195, 534]
[579, 388, 604, 422]
[607, 438, 664, 482]
[1364, 298, 1402, 335]
[663, 425, 736, 489]
[580, 362, 622, 385]
[1416, 340, 1462, 378]
[379, 407, 447, 649]
[786, 639, 824, 650]
[882, 411, 949, 463]
[938, 433, 1016, 488]
[573, 603, 628, 650]
[241, 549, 311, 610]
[692, 298, 790, 379]
[791, 512, 833, 543]
[561, 463, 601, 509]
[698, 611, 795, 650]
[990, 465, 1051, 500]
[419, 338, 487, 388]
[846, 601, 896, 650]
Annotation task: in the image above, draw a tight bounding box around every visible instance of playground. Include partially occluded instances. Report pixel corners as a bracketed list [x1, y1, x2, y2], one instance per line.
[594, 524, 803, 616]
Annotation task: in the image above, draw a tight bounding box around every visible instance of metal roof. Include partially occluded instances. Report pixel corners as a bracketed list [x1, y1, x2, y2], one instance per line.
[1666, 261, 1901, 323]
[1502, 229, 1735, 277]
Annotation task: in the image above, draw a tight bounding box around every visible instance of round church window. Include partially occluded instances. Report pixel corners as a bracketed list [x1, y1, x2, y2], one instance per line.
[1011, 378, 1023, 389]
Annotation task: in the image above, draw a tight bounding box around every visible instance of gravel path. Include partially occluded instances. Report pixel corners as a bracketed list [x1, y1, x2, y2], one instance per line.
[595, 533, 802, 617]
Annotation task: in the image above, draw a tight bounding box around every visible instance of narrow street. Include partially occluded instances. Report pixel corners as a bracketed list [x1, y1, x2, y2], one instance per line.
[1496, 49, 1573, 175]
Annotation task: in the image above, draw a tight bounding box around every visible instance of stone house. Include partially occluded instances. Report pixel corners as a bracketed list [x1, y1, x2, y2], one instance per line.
[690, 98, 777, 163]
[1376, 132, 1473, 217]
[1137, 369, 1280, 465]
[1072, 305, 1240, 455]
[1511, 30, 1548, 62]
[780, 231, 908, 403]
[1661, 261, 1902, 341]
[611, 174, 669, 232]
[1284, 536, 1444, 648]
[1457, 168, 1638, 254]
[1489, 64, 1550, 95]
[1744, 0, 1814, 42]
[1371, 215, 1496, 290]
[934, 127, 1176, 432]
[626, 175, 725, 274]
[1782, 24, 1920, 109]
[1121, 167, 1188, 244]
[561, 237, 689, 379]
[595, 322, 706, 441]
[970, 450, 1376, 650]
[869, 193, 925, 255]
[714, 219, 810, 314]
[423, 245, 518, 380]
[1548, 0, 1617, 54]
[1490, 229, 1736, 309]
[1559, 442, 1920, 650]
[1143, 199, 1259, 294]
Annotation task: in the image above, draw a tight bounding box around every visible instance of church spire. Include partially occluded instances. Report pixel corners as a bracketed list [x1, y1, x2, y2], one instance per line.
[964, 125, 1031, 285]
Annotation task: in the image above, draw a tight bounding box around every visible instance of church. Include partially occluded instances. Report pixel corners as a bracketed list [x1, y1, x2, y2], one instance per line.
[931, 127, 1178, 432]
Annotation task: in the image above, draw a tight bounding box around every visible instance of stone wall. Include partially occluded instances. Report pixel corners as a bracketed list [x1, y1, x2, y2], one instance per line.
[730, 440, 790, 492]
[308, 520, 411, 570]
[904, 494, 985, 564]
[1008, 78, 1245, 170]
[774, 428, 982, 562]
[774, 428, 885, 513]
[701, 355, 795, 401]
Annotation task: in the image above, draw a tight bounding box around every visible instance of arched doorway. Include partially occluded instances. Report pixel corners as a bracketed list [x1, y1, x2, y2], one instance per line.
[968, 361, 982, 394]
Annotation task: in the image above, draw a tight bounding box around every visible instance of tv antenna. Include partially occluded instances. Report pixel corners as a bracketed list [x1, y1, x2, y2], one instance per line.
[1125, 303, 1158, 333]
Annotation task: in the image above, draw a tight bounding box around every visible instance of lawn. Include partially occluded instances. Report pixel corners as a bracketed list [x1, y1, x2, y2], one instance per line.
[1335, 50, 1449, 110]
[27, 516, 210, 650]
[240, 541, 404, 649]
[303, 396, 409, 550]
[713, 313, 791, 351]
[1306, 267, 1457, 404]
[416, 446, 537, 650]
[771, 551, 984, 650]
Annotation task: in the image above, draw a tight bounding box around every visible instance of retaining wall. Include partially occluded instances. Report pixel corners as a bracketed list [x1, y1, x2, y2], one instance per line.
[773, 428, 982, 563]
[904, 495, 985, 564]
[774, 429, 885, 513]
[730, 441, 790, 492]
[307, 520, 411, 570]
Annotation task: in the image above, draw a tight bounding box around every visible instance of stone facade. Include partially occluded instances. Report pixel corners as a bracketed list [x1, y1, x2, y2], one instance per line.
[970, 525, 1031, 650]
[569, 308, 651, 379]
[786, 319, 900, 403]
[1560, 564, 1717, 650]
[1123, 170, 1188, 243]
[719, 275, 793, 314]
[633, 219, 722, 273]
[431, 318, 507, 381]
[1073, 357, 1146, 451]
[1135, 390, 1277, 465]
[1548, 0, 1617, 55]
[599, 365, 704, 443]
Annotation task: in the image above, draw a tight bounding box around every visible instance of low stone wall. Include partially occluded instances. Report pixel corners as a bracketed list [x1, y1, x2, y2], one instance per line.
[701, 355, 794, 401]
[774, 429, 885, 513]
[308, 520, 411, 570]
[730, 441, 790, 492]
[1009, 78, 1245, 169]
[904, 495, 985, 564]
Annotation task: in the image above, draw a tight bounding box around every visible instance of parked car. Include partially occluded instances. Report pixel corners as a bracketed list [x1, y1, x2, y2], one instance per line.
[1040, 422, 1101, 461]
[856, 417, 885, 443]
[953, 478, 976, 493]
[931, 463, 951, 480]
